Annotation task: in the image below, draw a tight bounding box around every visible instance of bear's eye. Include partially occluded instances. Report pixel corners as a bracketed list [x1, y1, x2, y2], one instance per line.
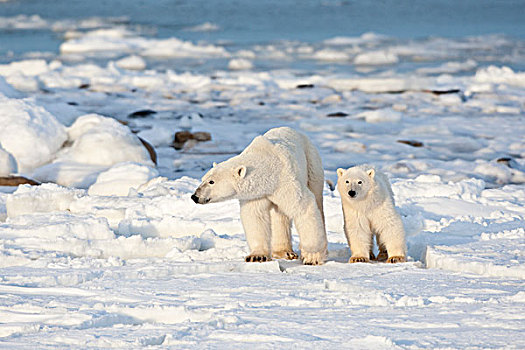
[358, 181, 362, 185]
[209, 180, 214, 185]
[345, 180, 349, 184]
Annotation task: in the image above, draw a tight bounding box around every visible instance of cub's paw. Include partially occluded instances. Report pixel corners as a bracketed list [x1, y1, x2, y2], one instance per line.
[273, 250, 299, 260]
[386, 256, 406, 263]
[376, 251, 388, 262]
[301, 251, 326, 265]
[245, 254, 271, 263]
[349, 256, 370, 263]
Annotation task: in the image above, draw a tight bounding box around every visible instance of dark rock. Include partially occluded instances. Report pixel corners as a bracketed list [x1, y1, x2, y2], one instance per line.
[67, 102, 78, 106]
[424, 89, 461, 95]
[128, 109, 157, 119]
[174, 131, 193, 143]
[192, 132, 212, 142]
[296, 84, 314, 89]
[397, 140, 424, 148]
[382, 90, 406, 94]
[61, 140, 74, 148]
[172, 131, 212, 150]
[496, 157, 515, 168]
[172, 131, 193, 150]
[327, 112, 349, 118]
[79, 83, 90, 89]
[0, 176, 40, 187]
[138, 137, 157, 165]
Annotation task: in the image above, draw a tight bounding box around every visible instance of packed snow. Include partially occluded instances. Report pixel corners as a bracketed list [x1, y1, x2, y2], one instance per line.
[0, 5, 524, 348]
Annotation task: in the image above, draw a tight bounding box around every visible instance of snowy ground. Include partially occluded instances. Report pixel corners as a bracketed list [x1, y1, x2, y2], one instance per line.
[0, 8, 524, 349]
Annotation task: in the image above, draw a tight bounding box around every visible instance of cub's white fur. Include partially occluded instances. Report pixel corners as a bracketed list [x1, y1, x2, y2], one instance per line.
[193, 127, 327, 265]
[337, 165, 406, 263]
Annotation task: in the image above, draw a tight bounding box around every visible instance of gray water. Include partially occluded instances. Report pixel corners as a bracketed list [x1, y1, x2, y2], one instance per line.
[1, 0, 525, 58]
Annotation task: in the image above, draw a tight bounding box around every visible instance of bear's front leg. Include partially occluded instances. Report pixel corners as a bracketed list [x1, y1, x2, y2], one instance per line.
[344, 213, 373, 263]
[372, 205, 407, 264]
[240, 198, 272, 262]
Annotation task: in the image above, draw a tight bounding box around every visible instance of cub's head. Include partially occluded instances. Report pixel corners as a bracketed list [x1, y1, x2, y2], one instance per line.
[191, 162, 247, 204]
[336, 166, 375, 201]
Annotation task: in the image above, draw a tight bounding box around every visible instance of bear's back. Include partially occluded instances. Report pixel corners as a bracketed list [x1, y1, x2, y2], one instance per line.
[263, 127, 303, 145]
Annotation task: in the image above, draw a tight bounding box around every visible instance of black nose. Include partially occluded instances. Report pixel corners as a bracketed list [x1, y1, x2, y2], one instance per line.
[348, 190, 356, 198]
[191, 194, 199, 203]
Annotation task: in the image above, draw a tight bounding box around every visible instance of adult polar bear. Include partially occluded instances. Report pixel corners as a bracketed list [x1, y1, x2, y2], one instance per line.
[192, 127, 327, 265]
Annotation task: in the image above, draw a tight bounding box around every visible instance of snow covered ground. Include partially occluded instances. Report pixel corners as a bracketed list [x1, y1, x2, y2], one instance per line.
[0, 3, 524, 348]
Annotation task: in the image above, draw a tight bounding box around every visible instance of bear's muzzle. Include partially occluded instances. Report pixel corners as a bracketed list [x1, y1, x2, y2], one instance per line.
[191, 194, 200, 203]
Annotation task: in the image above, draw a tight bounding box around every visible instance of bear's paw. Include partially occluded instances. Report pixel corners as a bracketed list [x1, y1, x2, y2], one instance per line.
[375, 251, 388, 262]
[273, 250, 299, 260]
[386, 256, 406, 263]
[349, 256, 370, 263]
[245, 254, 272, 263]
[301, 251, 326, 265]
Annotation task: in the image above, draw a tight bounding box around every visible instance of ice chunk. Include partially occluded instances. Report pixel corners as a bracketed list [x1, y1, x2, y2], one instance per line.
[32, 162, 108, 189]
[6, 183, 85, 217]
[473, 66, 525, 87]
[0, 96, 67, 172]
[115, 55, 146, 70]
[425, 228, 525, 279]
[88, 162, 159, 196]
[185, 22, 220, 32]
[62, 114, 153, 166]
[5, 212, 114, 240]
[228, 59, 253, 71]
[0, 143, 17, 176]
[0, 15, 48, 30]
[0, 76, 19, 98]
[313, 49, 350, 61]
[354, 50, 399, 65]
[357, 109, 402, 123]
[60, 28, 228, 58]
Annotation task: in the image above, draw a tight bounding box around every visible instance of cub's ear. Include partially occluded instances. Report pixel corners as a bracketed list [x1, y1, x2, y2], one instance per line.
[336, 168, 345, 178]
[367, 168, 375, 178]
[235, 165, 247, 178]
[212, 162, 217, 167]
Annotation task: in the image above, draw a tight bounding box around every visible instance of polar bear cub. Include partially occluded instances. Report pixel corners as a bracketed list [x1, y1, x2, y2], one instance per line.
[192, 127, 328, 265]
[337, 165, 406, 263]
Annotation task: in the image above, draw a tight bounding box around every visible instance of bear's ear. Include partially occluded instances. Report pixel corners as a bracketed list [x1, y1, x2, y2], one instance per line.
[336, 168, 345, 178]
[235, 165, 247, 178]
[367, 168, 375, 178]
[212, 162, 217, 168]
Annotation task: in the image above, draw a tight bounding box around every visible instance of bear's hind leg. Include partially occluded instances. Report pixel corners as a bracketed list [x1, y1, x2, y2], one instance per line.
[270, 205, 298, 260]
[240, 198, 272, 262]
[287, 191, 327, 265]
[375, 234, 388, 262]
[305, 141, 326, 225]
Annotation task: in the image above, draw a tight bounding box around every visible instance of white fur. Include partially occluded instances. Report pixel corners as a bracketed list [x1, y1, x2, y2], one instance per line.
[193, 127, 327, 265]
[337, 164, 406, 263]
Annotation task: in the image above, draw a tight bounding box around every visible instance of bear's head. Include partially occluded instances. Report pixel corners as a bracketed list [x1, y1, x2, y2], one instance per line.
[192, 162, 247, 204]
[336, 166, 375, 201]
